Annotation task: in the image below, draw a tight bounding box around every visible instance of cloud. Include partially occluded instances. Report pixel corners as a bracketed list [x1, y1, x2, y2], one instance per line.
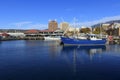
[12, 21, 32, 27]
[10, 21, 32, 29]
[27, 24, 48, 30]
[9, 21, 48, 29]
[70, 15, 120, 27]
[1, 15, 120, 29]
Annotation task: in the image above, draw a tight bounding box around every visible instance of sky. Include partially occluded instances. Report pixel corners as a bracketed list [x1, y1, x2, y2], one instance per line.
[0, 0, 120, 29]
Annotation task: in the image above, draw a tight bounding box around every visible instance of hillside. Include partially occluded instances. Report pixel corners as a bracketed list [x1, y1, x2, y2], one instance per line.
[92, 20, 120, 28]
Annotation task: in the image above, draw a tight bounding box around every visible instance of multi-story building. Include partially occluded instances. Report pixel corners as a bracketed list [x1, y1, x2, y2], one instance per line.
[103, 23, 120, 36]
[60, 22, 69, 31]
[48, 20, 58, 31]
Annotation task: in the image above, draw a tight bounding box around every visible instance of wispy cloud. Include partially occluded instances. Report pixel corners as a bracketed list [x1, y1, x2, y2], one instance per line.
[1, 15, 120, 29]
[27, 24, 48, 29]
[9, 21, 48, 29]
[12, 21, 32, 25]
[10, 21, 32, 29]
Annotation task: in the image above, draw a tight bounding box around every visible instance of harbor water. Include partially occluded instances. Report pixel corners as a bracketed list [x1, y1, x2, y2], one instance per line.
[0, 40, 120, 80]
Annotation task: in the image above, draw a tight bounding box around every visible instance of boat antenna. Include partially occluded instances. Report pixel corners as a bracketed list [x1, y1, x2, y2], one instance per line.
[60, 17, 70, 36]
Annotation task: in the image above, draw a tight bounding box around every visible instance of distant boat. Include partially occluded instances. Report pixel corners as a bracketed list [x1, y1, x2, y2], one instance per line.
[61, 34, 107, 46]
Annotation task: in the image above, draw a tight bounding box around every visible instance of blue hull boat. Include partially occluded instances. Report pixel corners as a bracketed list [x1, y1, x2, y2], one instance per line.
[61, 37, 107, 46]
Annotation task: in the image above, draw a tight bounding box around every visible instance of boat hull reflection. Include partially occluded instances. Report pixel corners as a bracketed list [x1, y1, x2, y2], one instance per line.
[61, 45, 106, 54]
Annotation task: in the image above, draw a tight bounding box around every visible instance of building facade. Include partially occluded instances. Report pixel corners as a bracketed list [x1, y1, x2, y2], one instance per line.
[60, 22, 69, 31]
[48, 20, 58, 31]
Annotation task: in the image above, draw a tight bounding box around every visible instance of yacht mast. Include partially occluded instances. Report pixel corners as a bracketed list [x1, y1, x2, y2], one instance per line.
[100, 23, 102, 38]
[73, 17, 76, 37]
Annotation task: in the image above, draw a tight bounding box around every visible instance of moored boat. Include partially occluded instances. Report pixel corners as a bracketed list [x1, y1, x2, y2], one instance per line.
[61, 34, 107, 46]
[44, 36, 61, 41]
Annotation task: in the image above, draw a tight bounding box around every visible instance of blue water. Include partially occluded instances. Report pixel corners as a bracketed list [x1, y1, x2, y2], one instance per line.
[0, 40, 120, 80]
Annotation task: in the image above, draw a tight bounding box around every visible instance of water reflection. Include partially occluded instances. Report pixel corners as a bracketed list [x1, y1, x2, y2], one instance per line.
[0, 41, 120, 80]
[61, 45, 106, 55]
[61, 45, 106, 74]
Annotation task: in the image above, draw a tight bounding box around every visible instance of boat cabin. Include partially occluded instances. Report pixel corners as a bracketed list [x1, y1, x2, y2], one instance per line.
[87, 34, 101, 40]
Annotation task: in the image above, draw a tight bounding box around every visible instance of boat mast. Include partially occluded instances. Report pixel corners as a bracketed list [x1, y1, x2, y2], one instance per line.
[73, 17, 76, 37]
[100, 23, 102, 38]
[61, 18, 69, 36]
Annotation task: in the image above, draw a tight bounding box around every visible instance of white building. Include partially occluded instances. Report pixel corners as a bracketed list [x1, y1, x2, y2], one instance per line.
[68, 26, 79, 32]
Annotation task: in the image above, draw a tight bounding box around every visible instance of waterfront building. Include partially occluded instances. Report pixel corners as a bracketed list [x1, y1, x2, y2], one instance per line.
[39, 29, 63, 37]
[119, 27, 120, 36]
[24, 29, 44, 40]
[104, 23, 120, 36]
[24, 29, 63, 40]
[48, 20, 58, 31]
[102, 23, 111, 30]
[0, 33, 10, 39]
[60, 22, 69, 31]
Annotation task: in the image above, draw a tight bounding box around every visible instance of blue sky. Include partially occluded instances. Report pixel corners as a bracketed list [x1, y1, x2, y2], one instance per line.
[0, 0, 120, 29]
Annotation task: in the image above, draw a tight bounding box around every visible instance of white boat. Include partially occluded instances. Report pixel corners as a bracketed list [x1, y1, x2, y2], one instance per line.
[44, 36, 61, 41]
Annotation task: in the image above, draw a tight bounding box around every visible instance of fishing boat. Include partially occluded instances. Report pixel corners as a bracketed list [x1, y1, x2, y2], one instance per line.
[61, 34, 107, 46]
